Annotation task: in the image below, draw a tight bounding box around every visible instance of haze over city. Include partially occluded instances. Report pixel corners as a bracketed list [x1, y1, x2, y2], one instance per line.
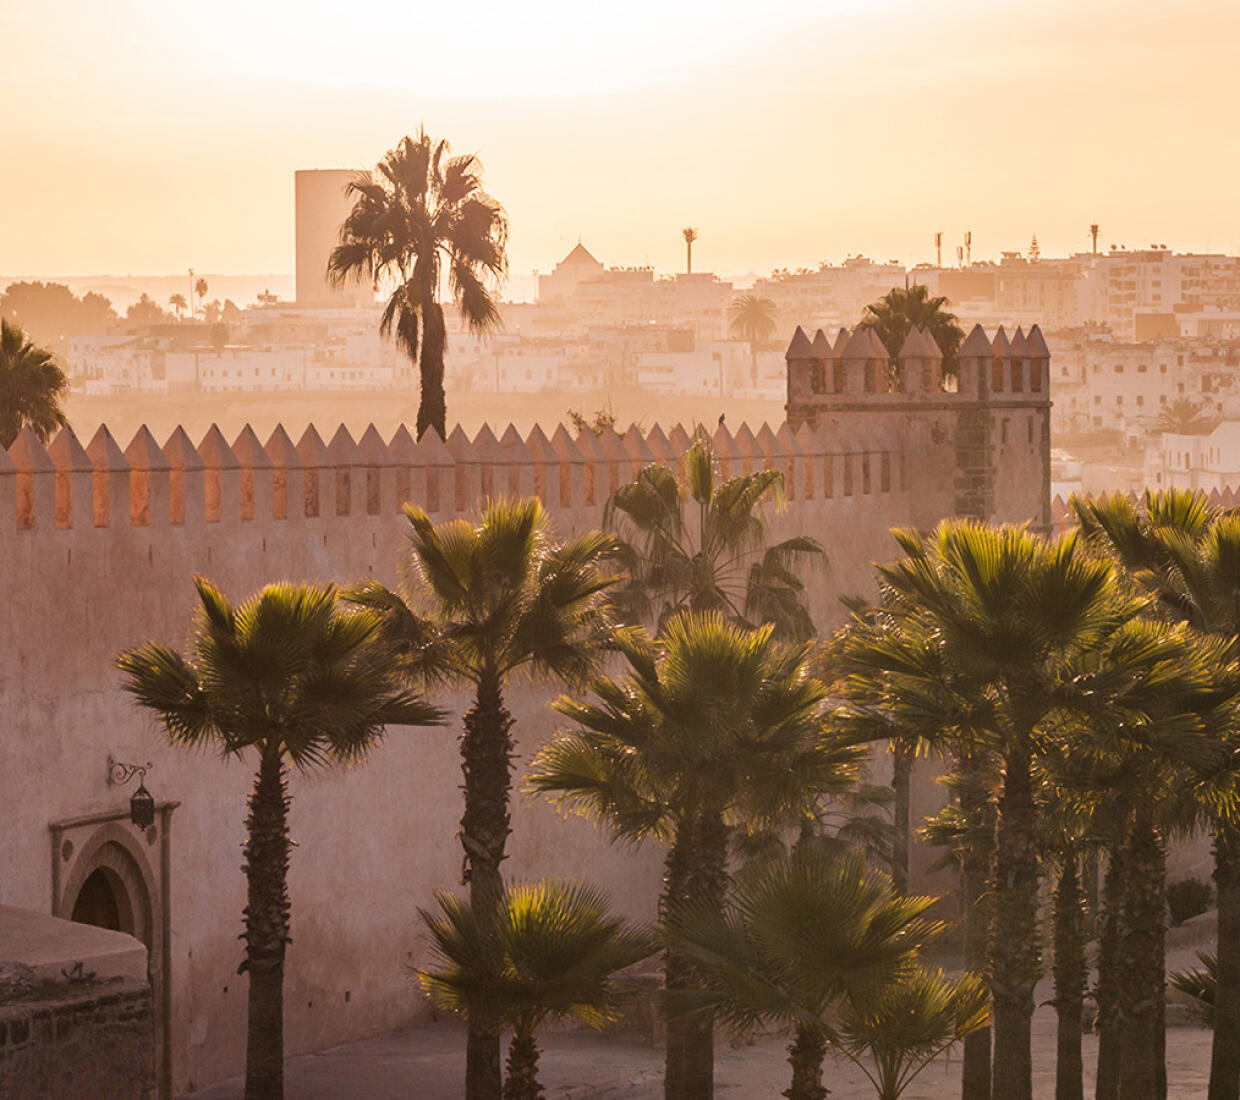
[5, 0, 1240, 278]
[7, 3, 1240, 1100]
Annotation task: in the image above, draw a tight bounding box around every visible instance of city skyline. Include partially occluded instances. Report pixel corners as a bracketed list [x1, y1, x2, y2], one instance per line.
[4, 0, 1239, 278]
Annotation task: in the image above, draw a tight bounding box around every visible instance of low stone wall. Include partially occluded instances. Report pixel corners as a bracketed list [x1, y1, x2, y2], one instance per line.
[0, 979, 154, 1099]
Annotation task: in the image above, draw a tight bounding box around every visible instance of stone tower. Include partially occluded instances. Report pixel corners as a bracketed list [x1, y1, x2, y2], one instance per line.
[785, 321, 1052, 534]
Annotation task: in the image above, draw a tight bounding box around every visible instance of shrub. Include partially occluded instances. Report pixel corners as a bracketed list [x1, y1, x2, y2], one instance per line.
[1167, 877, 1215, 927]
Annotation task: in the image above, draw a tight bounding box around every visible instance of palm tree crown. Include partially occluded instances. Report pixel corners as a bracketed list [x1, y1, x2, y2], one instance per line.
[729, 294, 778, 346]
[329, 130, 508, 439]
[859, 285, 963, 380]
[604, 434, 826, 640]
[419, 880, 657, 1100]
[0, 317, 67, 448]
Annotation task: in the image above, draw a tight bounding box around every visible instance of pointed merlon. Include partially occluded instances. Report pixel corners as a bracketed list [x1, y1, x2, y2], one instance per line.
[667, 423, 693, 453]
[755, 422, 781, 460]
[841, 328, 875, 360]
[87, 426, 129, 473]
[126, 425, 171, 471]
[1009, 327, 1029, 358]
[786, 325, 814, 359]
[415, 427, 454, 466]
[164, 426, 204, 471]
[959, 324, 994, 359]
[811, 329, 831, 358]
[524, 424, 557, 464]
[596, 425, 628, 460]
[200, 424, 240, 469]
[644, 423, 676, 463]
[446, 424, 475, 461]
[232, 425, 273, 469]
[328, 424, 365, 466]
[829, 328, 849, 359]
[472, 423, 508, 464]
[920, 327, 943, 360]
[573, 426, 608, 463]
[713, 422, 742, 462]
[499, 423, 529, 462]
[867, 328, 890, 360]
[898, 328, 925, 359]
[295, 424, 332, 469]
[9, 426, 55, 472]
[47, 426, 93, 473]
[265, 425, 304, 469]
[622, 426, 656, 465]
[1026, 325, 1049, 358]
[732, 422, 760, 459]
[359, 423, 396, 466]
[387, 424, 418, 465]
[991, 326, 1012, 357]
[550, 424, 585, 464]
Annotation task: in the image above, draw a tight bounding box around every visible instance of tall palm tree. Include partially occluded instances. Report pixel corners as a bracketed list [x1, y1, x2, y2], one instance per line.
[194, 277, 209, 316]
[418, 880, 658, 1100]
[1074, 490, 1240, 1100]
[683, 227, 698, 274]
[665, 849, 946, 1100]
[836, 966, 991, 1100]
[346, 497, 615, 1100]
[605, 433, 826, 641]
[329, 130, 508, 440]
[117, 579, 441, 1100]
[528, 612, 862, 1100]
[859, 285, 964, 380]
[168, 293, 187, 320]
[0, 317, 67, 449]
[860, 520, 1219, 1100]
[729, 295, 778, 387]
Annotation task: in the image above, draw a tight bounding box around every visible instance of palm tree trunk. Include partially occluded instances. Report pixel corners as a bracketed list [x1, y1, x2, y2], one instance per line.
[417, 300, 447, 441]
[891, 741, 913, 896]
[462, 671, 515, 1100]
[242, 745, 291, 1100]
[960, 754, 992, 1100]
[664, 812, 728, 1100]
[990, 744, 1040, 1100]
[1210, 823, 1240, 1100]
[1054, 847, 1086, 1100]
[1117, 810, 1165, 1100]
[783, 1024, 828, 1100]
[503, 1026, 545, 1100]
[1095, 845, 1126, 1100]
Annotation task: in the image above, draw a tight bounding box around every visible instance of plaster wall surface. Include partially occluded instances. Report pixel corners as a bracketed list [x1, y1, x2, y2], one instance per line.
[0, 324, 1051, 1093]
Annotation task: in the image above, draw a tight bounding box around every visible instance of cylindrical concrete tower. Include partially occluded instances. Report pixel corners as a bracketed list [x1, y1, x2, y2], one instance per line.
[295, 169, 363, 308]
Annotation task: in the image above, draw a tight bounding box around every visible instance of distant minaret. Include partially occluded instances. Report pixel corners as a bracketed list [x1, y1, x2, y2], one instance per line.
[1029, 234, 1040, 262]
[935, 231, 942, 268]
[964, 231, 972, 266]
[1090, 224, 1100, 255]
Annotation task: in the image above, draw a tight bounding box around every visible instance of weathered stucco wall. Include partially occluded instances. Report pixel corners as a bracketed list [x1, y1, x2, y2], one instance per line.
[0, 331, 1052, 1095]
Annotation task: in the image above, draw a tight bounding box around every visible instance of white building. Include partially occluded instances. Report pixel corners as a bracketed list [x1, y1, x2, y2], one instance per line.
[1146, 421, 1240, 491]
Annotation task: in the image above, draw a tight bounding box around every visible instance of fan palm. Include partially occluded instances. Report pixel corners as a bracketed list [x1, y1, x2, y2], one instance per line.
[0, 317, 67, 448]
[605, 433, 826, 641]
[117, 579, 441, 1099]
[328, 130, 508, 440]
[1170, 951, 1219, 1028]
[1156, 398, 1209, 434]
[859, 285, 963, 381]
[1074, 490, 1240, 1100]
[418, 880, 658, 1100]
[857, 519, 1226, 1100]
[729, 295, 778, 386]
[836, 966, 990, 1100]
[528, 612, 863, 1100]
[168, 293, 187, 320]
[346, 497, 615, 1100]
[665, 849, 945, 1100]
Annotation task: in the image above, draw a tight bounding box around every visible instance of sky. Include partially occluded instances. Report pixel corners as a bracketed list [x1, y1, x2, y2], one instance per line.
[3, 0, 1239, 281]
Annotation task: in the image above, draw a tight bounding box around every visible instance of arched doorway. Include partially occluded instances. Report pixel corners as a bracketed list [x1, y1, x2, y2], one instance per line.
[51, 814, 174, 1098]
[71, 867, 124, 931]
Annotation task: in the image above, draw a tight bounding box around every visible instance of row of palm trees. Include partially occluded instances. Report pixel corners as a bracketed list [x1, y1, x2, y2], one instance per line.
[117, 430, 1240, 1100]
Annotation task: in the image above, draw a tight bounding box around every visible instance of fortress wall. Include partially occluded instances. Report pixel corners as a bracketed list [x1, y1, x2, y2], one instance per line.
[0, 417, 912, 1093]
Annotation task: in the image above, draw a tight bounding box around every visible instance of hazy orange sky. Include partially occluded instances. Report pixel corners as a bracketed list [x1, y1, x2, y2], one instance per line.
[4, 0, 1238, 280]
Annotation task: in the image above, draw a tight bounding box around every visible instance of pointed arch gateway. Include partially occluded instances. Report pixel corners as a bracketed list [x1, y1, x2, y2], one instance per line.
[51, 803, 178, 1099]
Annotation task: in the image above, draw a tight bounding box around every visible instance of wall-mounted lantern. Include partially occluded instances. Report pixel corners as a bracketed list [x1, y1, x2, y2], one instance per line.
[107, 756, 156, 829]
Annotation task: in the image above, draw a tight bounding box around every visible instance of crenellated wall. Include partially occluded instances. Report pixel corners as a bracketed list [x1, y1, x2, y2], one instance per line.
[1, 321, 1054, 1094]
[0, 413, 927, 1095]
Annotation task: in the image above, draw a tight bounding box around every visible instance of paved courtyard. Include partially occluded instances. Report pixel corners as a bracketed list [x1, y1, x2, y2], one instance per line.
[190, 1001, 1214, 1099]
